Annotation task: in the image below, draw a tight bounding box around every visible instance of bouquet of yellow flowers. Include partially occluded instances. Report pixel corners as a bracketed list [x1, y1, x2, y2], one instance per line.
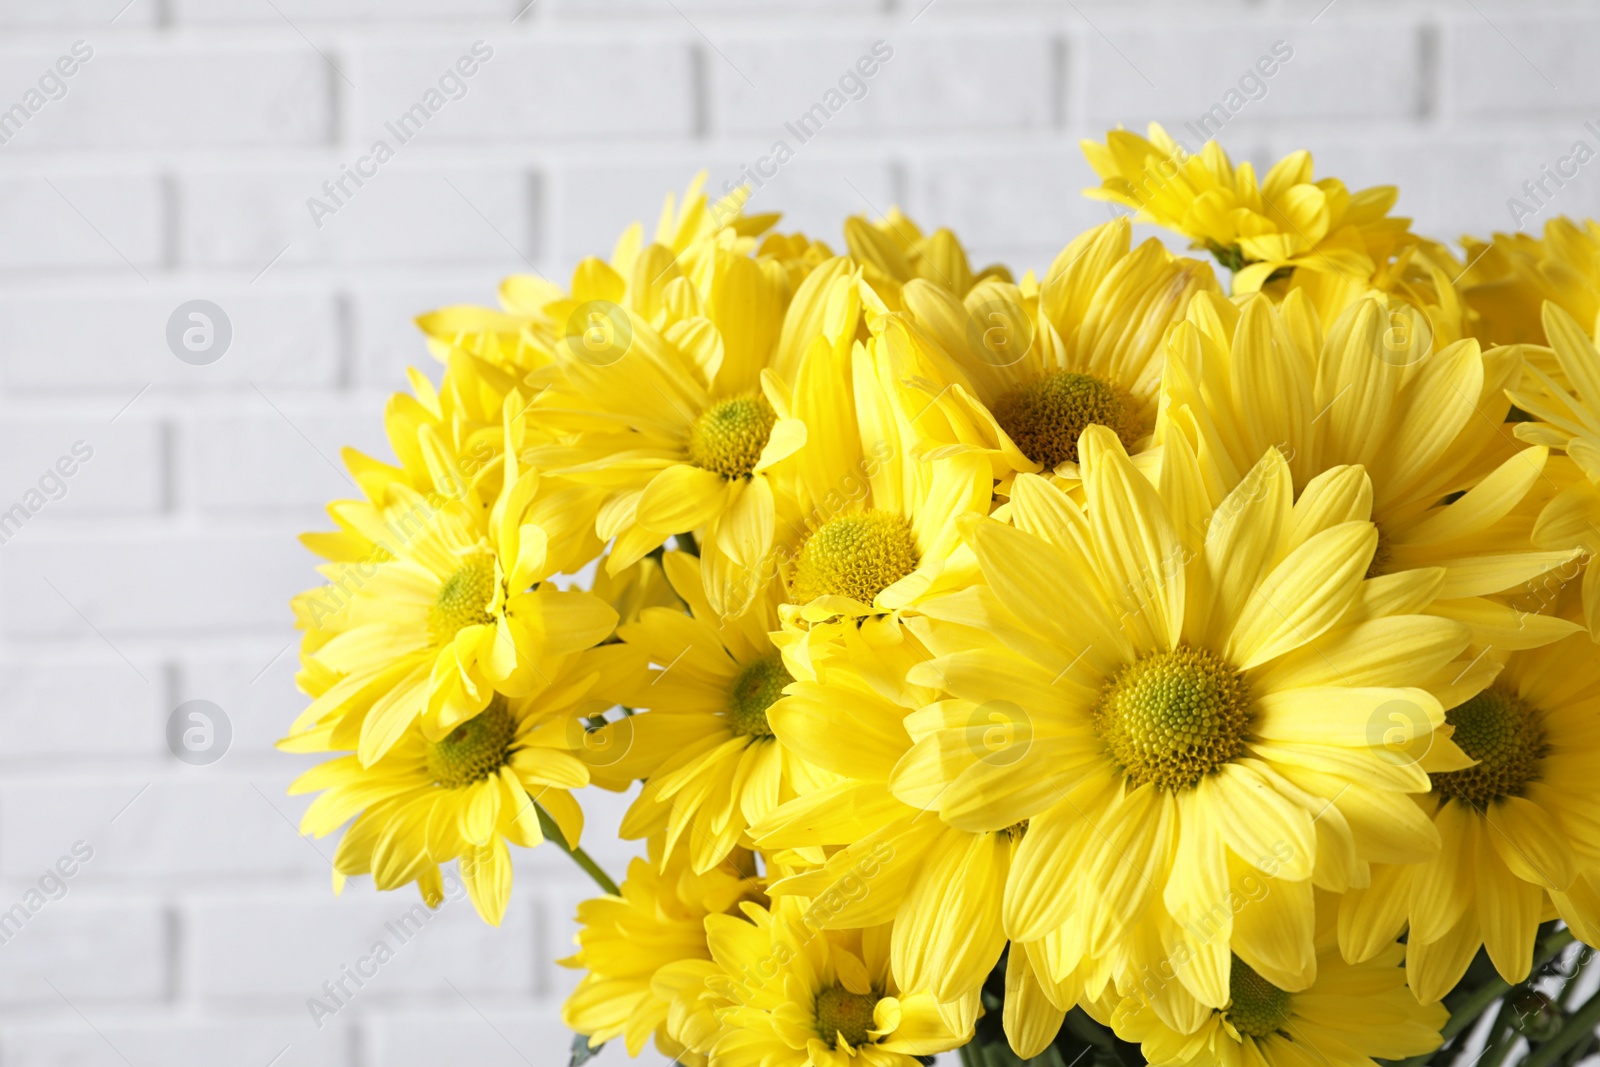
[282, 123, 1600, 1067]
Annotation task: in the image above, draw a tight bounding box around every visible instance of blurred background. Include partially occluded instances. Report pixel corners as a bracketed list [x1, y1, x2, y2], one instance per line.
[0, 0, 1596, 1063]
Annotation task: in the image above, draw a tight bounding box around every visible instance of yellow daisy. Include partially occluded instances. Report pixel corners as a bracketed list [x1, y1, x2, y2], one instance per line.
[562, 836, 765, 1066]
[840, 206, 1011, 308]
[753, 621, 1052, 1049]
[690, 898, 972, 1067]
[1165, 290, 1580, 647]
[1338, 627, 1600, 1001]
[717, 292, 992, 637]
[1082, 123, 1413, 293]
[289, 402, 614, 764]
[881, 217, 1219, 488]
[1461, 217, 1600, 347]
[1112, 895, 1446, 1067]
[894, 428, 1481, 1020]
[522, 226, 818, 579]
[285, 643, 642, 925]
[588, 551, 835, 873]
[1506, 302, 1600, 638]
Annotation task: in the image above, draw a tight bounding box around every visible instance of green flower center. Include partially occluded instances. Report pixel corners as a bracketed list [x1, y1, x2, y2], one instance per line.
[428, 554, 497, 644]
[1434, 685, 1547, 807]
[1227, 955, 1292, 1039]
[688, 394, 777, 479]
[790, 510, 919, 606]
[727, 653, 790, 738]
[815, 986, 878, 1048]
[991, 370, 1137, 470]
[1093, 646, 1252, 791]
[426, 699, 516, 788]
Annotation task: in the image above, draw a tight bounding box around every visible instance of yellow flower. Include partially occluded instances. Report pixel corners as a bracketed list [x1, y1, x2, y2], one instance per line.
[1112, 895, 1445, 1067]
[710, 283, 991, 635]
[286, 643, 642, 925]
[753, 622, 1049, 1049]
[1165, 291, 1581, 648]
[691, 899, 972, 1067]
[589, 551, 836, 873]
[288, 401, 615, 764]
[523, 225, 818, 579]
[1337, 629, 1600, 1000]
[562, 837, 764, 1065]
[1502, 302, 1600, 639]
[1082, 123, 1413, 292]
[882, 217, 1218, 488]
[891, 429, 1480, 1022]
[840, 206, 1011, 308]
[1461, 218, 1600, 347]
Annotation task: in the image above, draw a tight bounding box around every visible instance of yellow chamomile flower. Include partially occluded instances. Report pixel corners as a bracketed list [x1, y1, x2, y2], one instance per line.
[286, 643, 643, 925]
[891, 428, 1481, 1028]
[880, 216, 1218, 489]
[562, 836, 765, 1065]
[689, 899, 972, 1067]
[1506, 302, 1600, 638]
[1339, 627, 1600, 1001]
[589, 551, 835, 873]
[1113, 896, 1446, 1067]
[1082, 123, 1414, 293]
[1165, 291, 1581, 648]
[740, 280, 992, 641]
[1461, 217, 1600, 347]
[288, 399, 613, 765]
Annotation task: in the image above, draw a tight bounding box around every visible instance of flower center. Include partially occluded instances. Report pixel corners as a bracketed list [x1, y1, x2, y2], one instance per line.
[426, 698, 516, 788]
[1227, 955, 1292, 1039]
[688, 394, 777, 479]
[428, 554, 497, 644]
[815, 986, 878, 1048]
[790, 510, 919, 607]
[1433, 685, 1547, 807]
[991, 370, 1137, 470]
[1093, 646, 1252, 791]
[727, 653, 790, 738]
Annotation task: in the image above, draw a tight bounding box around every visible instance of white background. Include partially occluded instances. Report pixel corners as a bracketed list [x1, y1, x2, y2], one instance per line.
[0, 0, 1597, 1064]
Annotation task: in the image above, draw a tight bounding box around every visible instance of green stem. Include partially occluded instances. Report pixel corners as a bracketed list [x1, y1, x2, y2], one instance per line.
[1524, 991, 1600, 1067]
[534, 803, 620, 896]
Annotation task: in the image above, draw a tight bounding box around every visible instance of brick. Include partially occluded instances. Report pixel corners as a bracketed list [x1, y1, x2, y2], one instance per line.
[0, 42, 333, 151]
[0, 415, 163, 517]
[177, 648, 310, 759]
[0, 898, 167, 1004]
[189, 893, 536, 1003]
[1074, 17, 1423, 128]
[0, 0, 157, 26]
[2, 528, 312, 638]
[184, 397, 389, 514]
[711, 30, 1053, 135]
[0, 174, 163, 274]
[174, 0, 508, 22]
[349, 38, 695, 141]
[0, 290, 341, 392]
[0, 656, 164, 760]
[181, 167, 535, 270]
[0, 777, 331, 882]
[0, 1020, 350, 1067]
[1442, 11, 1600, 117]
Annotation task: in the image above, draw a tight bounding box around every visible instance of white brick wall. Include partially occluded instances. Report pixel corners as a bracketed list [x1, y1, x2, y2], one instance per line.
[0, 1, 1593, 1064]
